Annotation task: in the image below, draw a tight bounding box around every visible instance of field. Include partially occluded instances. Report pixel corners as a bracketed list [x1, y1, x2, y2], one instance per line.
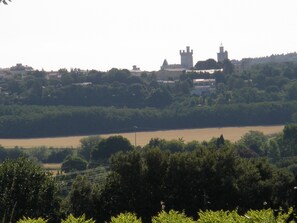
[0, 125, 284, 148]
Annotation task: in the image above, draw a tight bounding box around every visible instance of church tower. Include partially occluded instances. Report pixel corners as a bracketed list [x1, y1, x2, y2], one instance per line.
[217, 43, 228, 63]
[180, 46, 193, 69]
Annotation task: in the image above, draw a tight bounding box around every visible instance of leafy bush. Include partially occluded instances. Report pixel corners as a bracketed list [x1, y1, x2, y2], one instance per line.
[61, 214, 95, 223]
[152, 210, 195, 223]
[17, 217, 47, 223]
[197, 210, 245, 223]
[244, 209, 293, 223]
[109, 213, 142, 223]
[197, 209, 294, 223]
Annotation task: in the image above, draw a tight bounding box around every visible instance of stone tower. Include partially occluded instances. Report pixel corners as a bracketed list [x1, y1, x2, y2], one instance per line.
[217, 44, 228, 63]
[180, 46, 193, 69]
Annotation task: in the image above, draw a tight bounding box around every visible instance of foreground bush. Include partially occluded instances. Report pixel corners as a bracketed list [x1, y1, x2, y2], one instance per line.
[197, 209, 294, 223]
[197, 210, 245, 222]
[17, 217, 48, 223]
[14, 209, 296, 223]
[109, 213, 141, 223]
[61, 214, 95, 223]
[152, 210, 195, 223]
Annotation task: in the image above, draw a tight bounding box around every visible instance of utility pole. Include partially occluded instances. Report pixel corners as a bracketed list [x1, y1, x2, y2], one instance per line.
[134, 126, 138, 147]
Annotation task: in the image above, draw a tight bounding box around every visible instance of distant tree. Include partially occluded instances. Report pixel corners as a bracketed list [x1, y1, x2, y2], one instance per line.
[160, 139, 184, 153]
[282, 124, 297, 156]
[238, 130, 268, 156]
[195, 59, 220, 70]
[79, 136, 101, 161]
[222, 59, 234, 74]
[145, 88, 173, 108]
[91, 136, 133, 161]
[148, 138, 166, 148]
[216, 134, 225, 148]
[61, 155, 88, 173]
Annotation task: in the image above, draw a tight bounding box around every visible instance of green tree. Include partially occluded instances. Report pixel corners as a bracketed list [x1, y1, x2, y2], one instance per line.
[61, 155, 88, 173]
[91, 136, 133, 161]
[0, 157, 59, 223]
[79, 135, 101, 161]
[238, 131, 268, 156]
[282, 124, 297, 156]
[65, 176, 99, 219]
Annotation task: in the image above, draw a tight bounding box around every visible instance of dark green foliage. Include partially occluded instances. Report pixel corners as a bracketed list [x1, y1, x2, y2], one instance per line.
[0, 146, 26, 161]
[0, 101, 296, 138]
[238, 131, 268, 156]
[95, 147, 294, 222]
[64, 176, 100, 220]
[91, 136, 133, 161]
[282, 124, 297, 156]
[26, 147, 73, 163]
[79, 136, 102, 161]
[61, 156, 88, 173]
[0, 157, 60, 222]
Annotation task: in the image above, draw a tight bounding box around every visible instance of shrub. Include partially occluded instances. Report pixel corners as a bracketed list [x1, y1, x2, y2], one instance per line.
[109, 213, 141, 223]
[61, 214, 95, 223]
[152, 210, 195, 223]
[197, 210, 245, 223]
[17, 217, 47, 223]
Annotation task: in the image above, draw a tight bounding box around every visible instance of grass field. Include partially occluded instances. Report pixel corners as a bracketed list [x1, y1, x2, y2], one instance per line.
[0, 125, 284, 148]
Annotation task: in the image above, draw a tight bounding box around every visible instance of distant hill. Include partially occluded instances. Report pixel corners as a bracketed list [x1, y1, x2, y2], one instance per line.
[232, 52, 297, 70]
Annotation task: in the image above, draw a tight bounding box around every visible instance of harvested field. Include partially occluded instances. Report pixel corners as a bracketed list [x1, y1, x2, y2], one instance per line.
[0, 125, 284, 148]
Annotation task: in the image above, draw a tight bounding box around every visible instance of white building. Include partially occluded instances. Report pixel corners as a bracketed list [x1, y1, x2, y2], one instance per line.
[191, 79, 216, 96]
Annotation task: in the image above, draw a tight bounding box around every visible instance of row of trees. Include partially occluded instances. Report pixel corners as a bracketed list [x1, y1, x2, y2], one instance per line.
[0, 101, 296, 138]
[1, 61, 297, 108]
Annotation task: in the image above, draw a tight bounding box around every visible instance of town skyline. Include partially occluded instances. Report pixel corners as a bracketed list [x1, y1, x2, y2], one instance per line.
[0, 0, 296, 71]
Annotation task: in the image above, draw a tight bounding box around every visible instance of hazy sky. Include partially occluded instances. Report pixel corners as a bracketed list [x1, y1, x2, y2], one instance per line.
[0, 0, 296, 71]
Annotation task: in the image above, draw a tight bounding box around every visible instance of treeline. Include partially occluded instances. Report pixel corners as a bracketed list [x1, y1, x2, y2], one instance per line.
[0, 101, 296, 138]
[1, 61, 297, 109]
[3, 125, 297, 222]
[0, 144, 296, 222]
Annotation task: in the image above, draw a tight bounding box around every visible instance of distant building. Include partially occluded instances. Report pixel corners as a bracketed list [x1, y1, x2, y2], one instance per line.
[161, 46, 194, 71]
[157, 46, 194, 80]
[160, 59, 183, 70]
[191, 79, 216, 96]
[45, 71, 61, 79]
[180, 46, 193, 69]
[129, 65, 143, 77]
[217, 44, 228, 63]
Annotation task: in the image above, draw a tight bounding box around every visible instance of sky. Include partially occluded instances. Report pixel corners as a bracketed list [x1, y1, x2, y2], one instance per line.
[0, 0, 296, 72]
